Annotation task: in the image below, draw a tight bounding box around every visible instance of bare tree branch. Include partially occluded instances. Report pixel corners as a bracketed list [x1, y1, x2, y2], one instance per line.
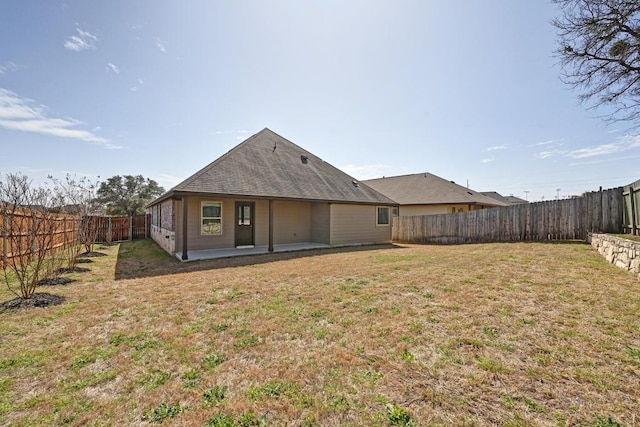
[553, 0, 640, 127]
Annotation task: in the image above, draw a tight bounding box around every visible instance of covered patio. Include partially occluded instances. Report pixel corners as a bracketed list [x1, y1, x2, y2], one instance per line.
[176, 242, 331, 261]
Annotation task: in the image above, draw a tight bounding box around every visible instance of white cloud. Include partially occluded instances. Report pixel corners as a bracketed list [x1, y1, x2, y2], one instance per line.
[568, 144, 620, 159]
[536, 135, 640, 160]
[156, 38, 167, 53]
[533, 139, 555, 146]
[537, 149, 568, 159]
[480, 157, 495, 163]
[487, 144, 508, 151]
[340, 164, 393, 180]
[569, 153, 640, 167]
[130, 78, 144, 92]
[566, 135, 640, 159]
[64, 28, 97, 51]
[0, 62, 19, 75]
[0, 88, 115, 147]
[627, 134, 640, 148]
[106, 62, 120, 74]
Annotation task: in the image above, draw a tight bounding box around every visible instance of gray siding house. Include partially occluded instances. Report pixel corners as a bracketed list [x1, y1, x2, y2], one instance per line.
[148, 129, 397, 260]
[363, 173, 507, 216]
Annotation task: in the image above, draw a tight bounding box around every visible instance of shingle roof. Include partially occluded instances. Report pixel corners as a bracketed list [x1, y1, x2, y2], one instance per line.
[504, 195, 529, 205]
[482, 192, 529, 205]
[480, 191, 511, 205]
[362, 173, 508, 206]
[151, 128, 396, 205]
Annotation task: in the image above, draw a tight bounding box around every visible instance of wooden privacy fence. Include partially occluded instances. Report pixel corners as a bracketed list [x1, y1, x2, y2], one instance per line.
[91, 214, 150, 243]
[393, 186, 626, 244]
[622, 179, 640, 236]
[1, 207, 82, 267]
[1, 211, 150, 267]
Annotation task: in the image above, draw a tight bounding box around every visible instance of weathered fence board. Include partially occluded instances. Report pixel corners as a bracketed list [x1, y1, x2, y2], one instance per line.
[1, 210, 150, 267]
[1, 207, 81, 267]
[622, 179, 640, 236]
[393, 186, 627, 244]
[91, 214, 150, 243]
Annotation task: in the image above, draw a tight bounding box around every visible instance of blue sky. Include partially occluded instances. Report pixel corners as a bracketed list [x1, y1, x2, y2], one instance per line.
[1, 0, 638, 202]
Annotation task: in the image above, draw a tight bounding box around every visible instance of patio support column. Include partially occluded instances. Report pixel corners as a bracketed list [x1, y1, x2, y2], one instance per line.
[268, 199, 274, 252]
[181, 196, 189, 260]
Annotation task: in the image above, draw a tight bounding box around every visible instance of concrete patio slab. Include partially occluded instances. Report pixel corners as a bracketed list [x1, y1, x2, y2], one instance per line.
[176, 242, 331, 261]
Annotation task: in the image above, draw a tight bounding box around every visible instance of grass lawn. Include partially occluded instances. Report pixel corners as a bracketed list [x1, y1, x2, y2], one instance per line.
[1, 239, 639, 426]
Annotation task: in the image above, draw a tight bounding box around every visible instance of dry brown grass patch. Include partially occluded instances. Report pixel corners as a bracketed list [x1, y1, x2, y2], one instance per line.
[1, 240, 639, 425]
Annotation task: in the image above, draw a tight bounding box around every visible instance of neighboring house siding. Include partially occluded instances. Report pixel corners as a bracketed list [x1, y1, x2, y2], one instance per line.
[400, 205, 451, 216]
[329, 204, 391, 245]
[311, 202, 330, 244]
[273, 200, 311, 244]
[400, 204, 487, 216]
[151, 199, 176, 254]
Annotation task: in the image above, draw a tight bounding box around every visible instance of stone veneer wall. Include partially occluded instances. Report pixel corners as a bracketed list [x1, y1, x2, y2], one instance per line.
[588, 233, 640, 280]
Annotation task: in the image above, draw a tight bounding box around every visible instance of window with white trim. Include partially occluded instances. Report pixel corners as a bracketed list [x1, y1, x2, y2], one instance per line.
[376, 206, 390, 226]
[201, 202, 222, 235]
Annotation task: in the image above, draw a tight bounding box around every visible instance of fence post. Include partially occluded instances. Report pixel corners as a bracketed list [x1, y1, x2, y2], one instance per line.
[598, 186, 604, 233]
[631, 185, 638, 236]
[2, 207, 7, 269]
[130, 216, 133, 241]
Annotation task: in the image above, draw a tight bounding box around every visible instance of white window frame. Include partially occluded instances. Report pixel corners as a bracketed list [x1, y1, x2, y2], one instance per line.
[376, 206, 391, 227]
[201, 201, 223, 235]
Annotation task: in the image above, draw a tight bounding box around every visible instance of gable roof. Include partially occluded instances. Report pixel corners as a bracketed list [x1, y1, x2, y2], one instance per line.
[481, 191, 529, 205]
[480, 191, 511, 205]
[362, 173, 508, 206]
[151, 128, 396, 205]
[504, 195, 529, 205]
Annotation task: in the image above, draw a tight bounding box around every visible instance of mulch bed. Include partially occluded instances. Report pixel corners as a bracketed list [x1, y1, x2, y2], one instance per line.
[57, 267, 91, 274]
[76, 258, 94, 264]
[37, 277, 76, 286]
[0, 293, 66, 312]
[79, 251, 107, 258]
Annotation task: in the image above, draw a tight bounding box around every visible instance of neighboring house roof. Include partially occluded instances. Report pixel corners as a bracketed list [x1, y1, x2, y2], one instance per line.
[363, 173, 508, 206]
[481, 192, 529, 205]
[150, 128, 396, 206]
[504, 195, 529, 205]
[480, 191, 511, 205]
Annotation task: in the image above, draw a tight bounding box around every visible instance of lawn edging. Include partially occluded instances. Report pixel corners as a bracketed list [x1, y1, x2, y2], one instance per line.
[588, 232, 640, 279]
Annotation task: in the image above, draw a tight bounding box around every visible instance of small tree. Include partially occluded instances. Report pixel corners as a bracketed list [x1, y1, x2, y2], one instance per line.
[97, 175, 164, 216]
[553, 0, 640, 127]
[1, 173, 60, 299]
[50, 174, 102, 261]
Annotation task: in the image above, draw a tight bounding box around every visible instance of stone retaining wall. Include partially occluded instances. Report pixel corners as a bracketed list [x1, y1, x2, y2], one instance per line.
[588, 233, 640, 280]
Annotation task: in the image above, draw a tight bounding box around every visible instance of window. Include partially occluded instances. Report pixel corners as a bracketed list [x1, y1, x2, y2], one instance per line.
[377, 206, 390, 226]
[201, 202, 222, 235]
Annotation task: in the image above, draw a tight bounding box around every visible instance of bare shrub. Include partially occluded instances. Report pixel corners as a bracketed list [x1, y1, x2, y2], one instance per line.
[1, 173, 61, 299]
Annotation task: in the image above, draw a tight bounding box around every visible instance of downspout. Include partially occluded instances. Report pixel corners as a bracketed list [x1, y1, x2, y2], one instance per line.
[268, 199, 274, 252]
[181, 196, 188, 260]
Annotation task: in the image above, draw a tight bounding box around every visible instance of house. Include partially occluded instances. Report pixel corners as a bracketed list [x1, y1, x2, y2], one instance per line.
[147, 128, 397, 260]
[481, 192, 529, 205]
[362, 172, 507, 216]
